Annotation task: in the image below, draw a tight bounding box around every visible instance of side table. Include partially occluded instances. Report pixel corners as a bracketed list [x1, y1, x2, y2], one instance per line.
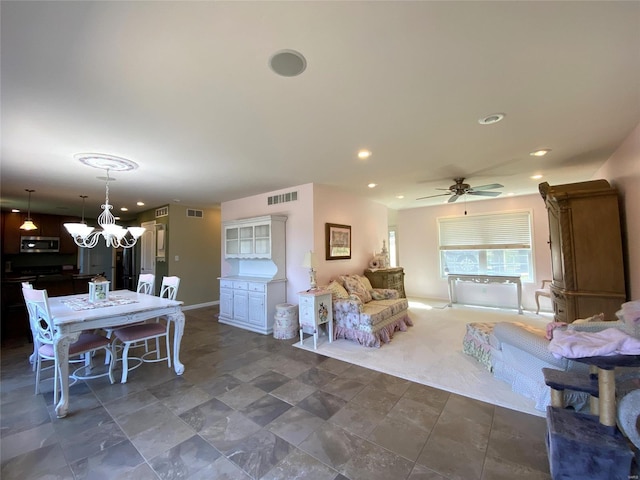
[298, 290, 333, 349]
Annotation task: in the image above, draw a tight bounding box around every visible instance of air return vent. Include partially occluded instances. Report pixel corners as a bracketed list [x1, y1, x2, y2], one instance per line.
[186, 208, 203, 218]
[267, 191, 298, 206]
[155, 206, 169, 218]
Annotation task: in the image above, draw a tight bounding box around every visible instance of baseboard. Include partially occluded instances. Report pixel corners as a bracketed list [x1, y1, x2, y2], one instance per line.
[181, 301, 219, 311]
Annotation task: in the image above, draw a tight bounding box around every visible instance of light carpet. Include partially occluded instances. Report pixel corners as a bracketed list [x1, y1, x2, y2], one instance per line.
[295, 298, 552, 417]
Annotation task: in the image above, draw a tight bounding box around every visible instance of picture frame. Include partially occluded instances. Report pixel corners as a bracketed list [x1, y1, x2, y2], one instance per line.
[325, 223, 351, 260]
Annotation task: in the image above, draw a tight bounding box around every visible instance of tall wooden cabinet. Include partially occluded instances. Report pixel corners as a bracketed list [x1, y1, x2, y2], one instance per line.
[539, 180, 626, 322]
[218, 215, 287, 334]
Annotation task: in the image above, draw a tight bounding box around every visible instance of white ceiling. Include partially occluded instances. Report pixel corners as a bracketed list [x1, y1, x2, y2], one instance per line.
[2, 1, 639, 219]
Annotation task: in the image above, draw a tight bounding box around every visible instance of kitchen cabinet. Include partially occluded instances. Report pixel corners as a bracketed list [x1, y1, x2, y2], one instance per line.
[539, 180, 626, 322]
[364, 267, 406, 297]
[1, 211, 79, 255]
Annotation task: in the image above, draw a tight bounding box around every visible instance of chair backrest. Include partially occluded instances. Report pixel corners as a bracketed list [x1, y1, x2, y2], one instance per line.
[22, 287, 55, 346]
[137, 274, 155, 295]
[160, 276, 180, 300]
[22, 282, 33, 289]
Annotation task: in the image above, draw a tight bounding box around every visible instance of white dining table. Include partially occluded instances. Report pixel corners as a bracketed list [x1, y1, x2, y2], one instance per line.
[49, 289, 185, 418]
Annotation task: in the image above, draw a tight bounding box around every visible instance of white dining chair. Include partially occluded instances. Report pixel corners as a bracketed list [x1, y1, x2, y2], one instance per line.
[535, 279, 552, 314]
[112, 276, 180, 383]
[103, 273, 156, 364]
[22, 287, 114, 403]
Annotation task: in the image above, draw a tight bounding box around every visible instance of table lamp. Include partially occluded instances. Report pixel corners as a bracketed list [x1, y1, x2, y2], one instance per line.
[302, 250, 317, 290]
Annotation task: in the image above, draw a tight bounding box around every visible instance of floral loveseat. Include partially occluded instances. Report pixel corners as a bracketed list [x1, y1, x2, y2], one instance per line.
[324, 274, 412, 348]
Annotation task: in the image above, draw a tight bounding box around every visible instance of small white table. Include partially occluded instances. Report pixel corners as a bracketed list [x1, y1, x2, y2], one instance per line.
[447, 273, 523, 314]
[298, 290, 333, 349]
[49, 290, 185, 418]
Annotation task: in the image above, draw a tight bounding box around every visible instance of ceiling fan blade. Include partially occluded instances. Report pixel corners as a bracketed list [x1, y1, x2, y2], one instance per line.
[467, 191, 502, 197]
[448, 194, 460, 203]
[470, 183, 503, 191]
[416, 193, 451, 200]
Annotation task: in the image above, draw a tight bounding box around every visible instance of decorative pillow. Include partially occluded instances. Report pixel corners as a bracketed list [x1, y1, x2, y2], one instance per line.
[325, 280, 349, 300]
[357, 275, 373, 291]
[370, 290, 386, 300]
[340, 275, 372, 303]
[572, 313, 605, 324]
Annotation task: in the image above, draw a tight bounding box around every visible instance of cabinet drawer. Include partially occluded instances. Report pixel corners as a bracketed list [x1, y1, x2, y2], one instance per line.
[299, 295, 314, 307]
[220, 279, 234, 289]
[249, 283, 265, 292]
[233, 281, 248, 290]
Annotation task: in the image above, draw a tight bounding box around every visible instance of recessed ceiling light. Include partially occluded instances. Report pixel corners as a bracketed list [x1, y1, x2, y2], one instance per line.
[137, 201, 145, 206]
[396, 195, 404, 199]
[11, 209, 20, 213]
[358, 150, 372, 159]
[478, 113, 505, 125]
[507, 192, 515, 196]
[120, 207, 128, 212]
[368, 183, 377, 188]
[269, 49, 307, 77]
[530, 149, 551, 157]
[530, 174, 543, 180]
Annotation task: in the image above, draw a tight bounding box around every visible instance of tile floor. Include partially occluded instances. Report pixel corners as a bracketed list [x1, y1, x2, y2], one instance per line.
[1, 306, 551, 479]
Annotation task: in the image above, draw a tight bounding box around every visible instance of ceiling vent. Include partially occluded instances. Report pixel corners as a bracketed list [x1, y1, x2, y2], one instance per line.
[186, 208, 203, 218]
[155, 206, 169, 218]
[267, 191, 298, 206]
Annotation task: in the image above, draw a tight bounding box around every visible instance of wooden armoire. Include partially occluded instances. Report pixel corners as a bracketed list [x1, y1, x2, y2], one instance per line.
[539, 180, 626, 322]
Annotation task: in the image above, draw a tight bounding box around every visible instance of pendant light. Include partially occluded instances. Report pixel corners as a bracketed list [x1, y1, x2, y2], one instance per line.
[19, 189, 38, 231]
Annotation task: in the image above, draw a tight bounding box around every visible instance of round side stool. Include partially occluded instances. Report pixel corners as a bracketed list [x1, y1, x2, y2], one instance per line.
[274, 303, 299, 340]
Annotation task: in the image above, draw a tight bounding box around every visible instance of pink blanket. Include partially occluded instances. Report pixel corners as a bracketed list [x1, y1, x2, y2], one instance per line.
[548, 328, 640, 359]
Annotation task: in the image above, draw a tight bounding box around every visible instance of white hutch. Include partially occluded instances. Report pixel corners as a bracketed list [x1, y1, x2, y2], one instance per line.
[218, 215, 287, 334]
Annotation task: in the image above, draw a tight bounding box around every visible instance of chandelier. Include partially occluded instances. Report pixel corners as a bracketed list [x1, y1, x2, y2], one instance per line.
[63, 154, 145, 249]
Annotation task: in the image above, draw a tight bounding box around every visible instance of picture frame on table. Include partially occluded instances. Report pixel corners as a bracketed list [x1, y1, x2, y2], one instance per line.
[325, 223, 351, 260]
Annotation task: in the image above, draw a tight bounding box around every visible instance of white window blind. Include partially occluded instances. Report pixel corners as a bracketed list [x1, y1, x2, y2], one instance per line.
[439, 212, 531, 251]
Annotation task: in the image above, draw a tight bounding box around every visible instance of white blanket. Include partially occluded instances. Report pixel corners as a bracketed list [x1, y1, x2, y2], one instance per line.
[548, 327, 640, 359]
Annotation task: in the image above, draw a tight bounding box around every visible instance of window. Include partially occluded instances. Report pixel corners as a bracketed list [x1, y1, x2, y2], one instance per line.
[438, 211, 533, 281]
[388, 229, 397, 267]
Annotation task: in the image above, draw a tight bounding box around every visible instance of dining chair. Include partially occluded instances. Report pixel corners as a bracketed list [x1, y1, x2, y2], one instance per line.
[22, 287, 114, 403]
[112, 276, 180, 383]
[535, 279, 552, 314]
[103, 273, 155, 364]
[21, 282, 40, 371]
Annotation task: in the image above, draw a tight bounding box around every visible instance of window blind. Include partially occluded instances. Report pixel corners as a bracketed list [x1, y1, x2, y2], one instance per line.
[438, 211, 531, 250]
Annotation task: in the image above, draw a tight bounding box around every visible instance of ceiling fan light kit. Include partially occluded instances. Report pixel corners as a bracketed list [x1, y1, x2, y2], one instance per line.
[417, 177, 504, 203]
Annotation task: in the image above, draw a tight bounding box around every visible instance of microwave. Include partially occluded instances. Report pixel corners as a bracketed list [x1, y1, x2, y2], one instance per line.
[20, 236, 60, 253]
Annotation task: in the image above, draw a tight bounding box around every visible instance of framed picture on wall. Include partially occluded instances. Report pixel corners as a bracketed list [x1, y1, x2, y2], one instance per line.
[326, 223, 351, 260]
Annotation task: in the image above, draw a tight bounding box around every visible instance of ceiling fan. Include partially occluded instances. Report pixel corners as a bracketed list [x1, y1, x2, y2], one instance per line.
[417, 177, 504, 203]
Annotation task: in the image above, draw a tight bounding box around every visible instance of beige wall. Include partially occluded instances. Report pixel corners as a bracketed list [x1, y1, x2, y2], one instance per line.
[166, 204, 221, 307]
[594, 122, 640, 299]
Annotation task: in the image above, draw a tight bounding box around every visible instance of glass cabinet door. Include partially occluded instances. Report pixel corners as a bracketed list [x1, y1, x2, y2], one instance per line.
[254, 224, 271, 256]
[239, 226, 254, 255]
[225, 227, 239, 255]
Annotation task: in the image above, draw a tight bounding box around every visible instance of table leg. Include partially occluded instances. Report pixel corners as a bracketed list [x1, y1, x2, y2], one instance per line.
[53, 331, 79, 418]
[169, 310, 185, 375]
[516, 280, 523, 314]
[447, 277, 454, 307]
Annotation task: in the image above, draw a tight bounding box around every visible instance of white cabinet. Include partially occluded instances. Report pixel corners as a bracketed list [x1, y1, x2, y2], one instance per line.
[224, 215, 286, 260]
[220, 215, 287, 334]
[218, 277, 286, 335]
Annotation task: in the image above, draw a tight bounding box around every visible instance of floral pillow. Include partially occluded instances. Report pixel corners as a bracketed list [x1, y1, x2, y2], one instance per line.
[340, 275, 372, 303]
[357, 275, 373, 291]
[325, 280, 349, 300]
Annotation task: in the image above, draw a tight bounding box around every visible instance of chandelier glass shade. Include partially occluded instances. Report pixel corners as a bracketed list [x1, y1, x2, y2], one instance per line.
[64, 155, 145, 249]
[20, 189, 38, 231]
